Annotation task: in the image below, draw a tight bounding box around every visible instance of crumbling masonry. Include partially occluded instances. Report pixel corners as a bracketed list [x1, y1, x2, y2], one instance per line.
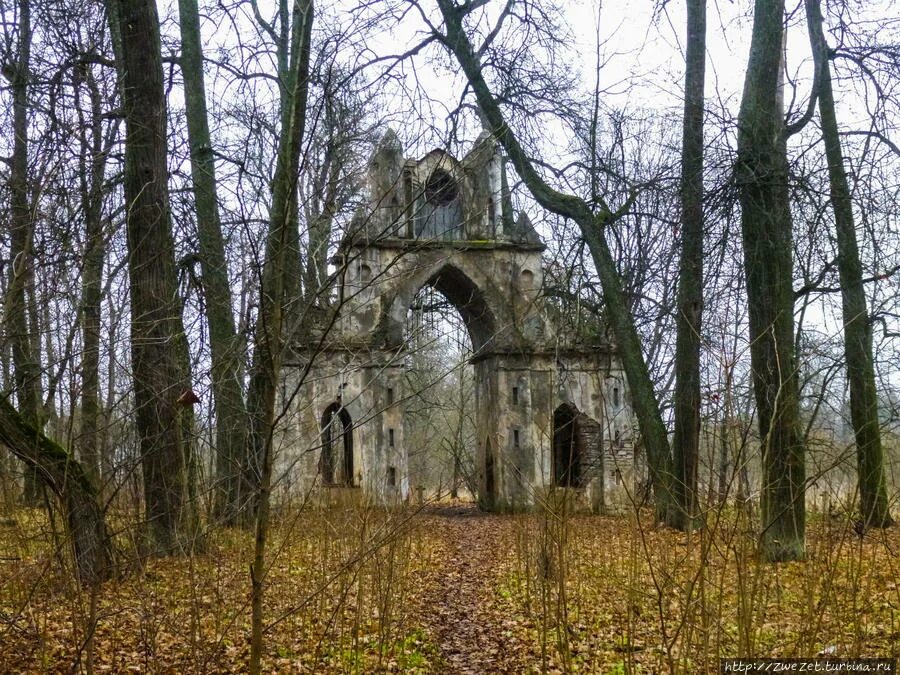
[276, 130, 640, 511]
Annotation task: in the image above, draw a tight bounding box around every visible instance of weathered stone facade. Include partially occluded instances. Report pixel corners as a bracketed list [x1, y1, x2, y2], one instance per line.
[276, 130, 639, 511]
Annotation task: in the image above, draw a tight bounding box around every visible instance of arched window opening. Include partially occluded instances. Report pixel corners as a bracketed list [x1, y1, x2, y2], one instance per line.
[552, 404, 583, 487]
[416, 167, 463, 239]
[424, 168, 458, 205]
[320, 402, 354, 486]
[484, 438, 496, 503]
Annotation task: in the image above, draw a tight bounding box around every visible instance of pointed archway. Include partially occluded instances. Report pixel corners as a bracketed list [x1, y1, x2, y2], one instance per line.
[320, 402, 353, 486]
[552, 403, 583, 487]
[278, 131, 635, 512]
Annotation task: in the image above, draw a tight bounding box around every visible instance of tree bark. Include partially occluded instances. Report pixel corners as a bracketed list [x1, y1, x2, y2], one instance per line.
[177, 0, 248, 524]
[243, 0, 314, 515]
[0, 396, 114, 585]
[672, 0, 707, 530]
[5, 0, 43, 506]
[736, 0, 805, 561]
[804, 0, 892, 529]
[114, 0, 199, 554]
[435, 0, 677, 524]
[247, 2, 313, 670]
[274, 0, 305, 336]
[74, 63, 113, 488]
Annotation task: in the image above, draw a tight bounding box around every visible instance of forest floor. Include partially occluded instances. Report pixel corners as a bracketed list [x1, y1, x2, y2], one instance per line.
[1, 500, 899, 673]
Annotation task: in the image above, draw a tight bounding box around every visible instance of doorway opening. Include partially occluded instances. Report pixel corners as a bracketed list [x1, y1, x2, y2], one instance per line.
[320, 402, 353, 486]
[552, 403, 583, 487]
[404, 268, 488, 501]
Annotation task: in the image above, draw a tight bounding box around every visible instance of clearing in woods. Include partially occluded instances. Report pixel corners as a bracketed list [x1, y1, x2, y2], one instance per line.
[0, 502, 898, 672]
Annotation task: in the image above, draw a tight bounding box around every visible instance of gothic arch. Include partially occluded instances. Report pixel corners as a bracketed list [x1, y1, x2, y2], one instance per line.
[320, 402, 353, 486]
[387, 262, 500, 352]
[278, 130, 635, 512]
[553, 403, 583, 488]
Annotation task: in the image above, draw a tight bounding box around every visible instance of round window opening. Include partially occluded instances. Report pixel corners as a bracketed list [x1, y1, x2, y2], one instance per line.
[424, 168, 458, 206]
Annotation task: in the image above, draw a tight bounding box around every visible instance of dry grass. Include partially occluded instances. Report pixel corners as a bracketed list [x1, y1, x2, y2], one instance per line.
[0, 506, 439, 673]
[500, 507, 900, 672]
[0, 503, 898, 673]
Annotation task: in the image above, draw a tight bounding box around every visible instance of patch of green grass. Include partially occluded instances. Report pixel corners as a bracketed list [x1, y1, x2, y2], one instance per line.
[392, 627, 442, 671]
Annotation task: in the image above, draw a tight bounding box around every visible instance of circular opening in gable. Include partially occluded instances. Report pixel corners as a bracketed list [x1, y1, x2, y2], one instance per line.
[424, 168, 458, 206]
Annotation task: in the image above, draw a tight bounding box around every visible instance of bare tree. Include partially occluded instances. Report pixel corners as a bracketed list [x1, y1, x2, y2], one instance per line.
[112, 0, 199, 553]
[3, 0, 43, 505]
[803, 0, 893, 529]
[72, 29, 120, 489]
[243, 0, 313, 669]
[176, 0, 248, 524]
[736, 0, 805, 561]
[433, 0, 679, 525]
[671, 0, 706, 529]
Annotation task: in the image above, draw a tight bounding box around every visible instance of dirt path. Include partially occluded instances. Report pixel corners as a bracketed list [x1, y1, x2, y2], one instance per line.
[418, 504, 533, 674]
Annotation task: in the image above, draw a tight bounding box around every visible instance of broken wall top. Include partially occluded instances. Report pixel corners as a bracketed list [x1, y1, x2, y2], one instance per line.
[344, 129, 544, 251]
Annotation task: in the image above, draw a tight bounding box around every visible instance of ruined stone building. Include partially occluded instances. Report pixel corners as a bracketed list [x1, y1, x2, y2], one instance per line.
[276, 130, 640, 511]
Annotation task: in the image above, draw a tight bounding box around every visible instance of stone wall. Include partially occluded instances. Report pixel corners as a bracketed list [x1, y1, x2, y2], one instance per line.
[275, 131, 641, 512]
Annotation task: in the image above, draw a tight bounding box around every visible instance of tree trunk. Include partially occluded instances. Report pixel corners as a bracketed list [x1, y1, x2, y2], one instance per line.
[736, 0, 805, 562]
[672, 0, 707, 530]
[114, 0, 199, 554]
[243, 0, 314, 516]
[0, 396, 114, 585]
[177, 0, 248, 524]
[804, 0, 892, 529]
[274, 0, 305, 337]
[5, 0, 43, 506]
[74, 63, 112, 487]
[247, 2, 313, 670]
[435, 0, 677, 524]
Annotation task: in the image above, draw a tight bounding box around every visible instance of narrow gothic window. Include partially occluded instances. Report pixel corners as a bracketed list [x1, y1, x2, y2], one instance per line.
[320, 403, 353, 486]
[552, 404, 583, 487]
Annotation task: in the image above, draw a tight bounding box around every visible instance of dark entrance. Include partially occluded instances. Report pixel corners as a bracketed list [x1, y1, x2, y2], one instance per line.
[483, 437, 496, 507]
[552, 404, 583, 487]
[321, 402, 354, 486]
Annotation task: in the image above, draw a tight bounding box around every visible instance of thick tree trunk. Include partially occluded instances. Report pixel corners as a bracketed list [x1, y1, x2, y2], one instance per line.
[177, 0, 248, 524]
[0, 397, 114, 585]
[672, 0, 707, 530]
[737, 0, 805, 562]
[5, 0, 43, 506]
[436, 0, 677, 524]
[114, 0, 199, 554]
[804, 0, 892, 529]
